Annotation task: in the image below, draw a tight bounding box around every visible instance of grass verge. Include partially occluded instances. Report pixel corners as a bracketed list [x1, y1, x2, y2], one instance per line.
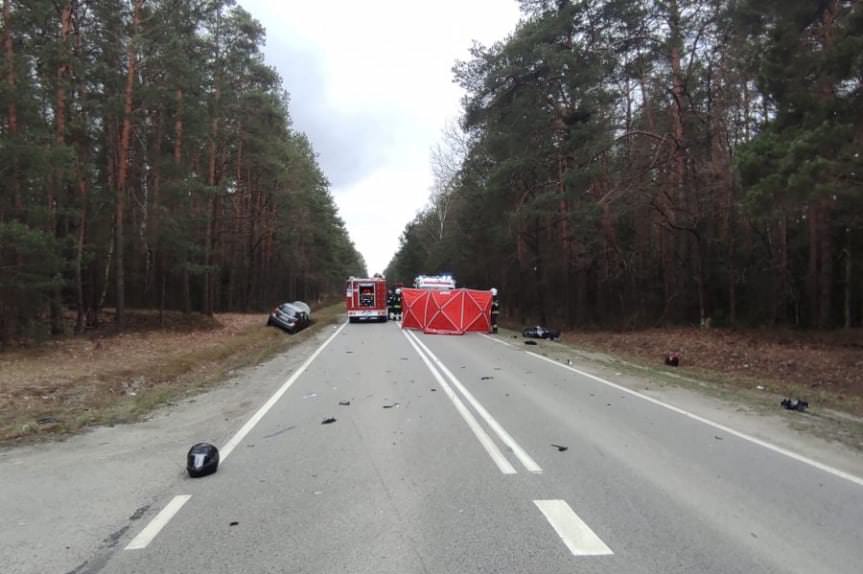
[0, 304, 344, 445]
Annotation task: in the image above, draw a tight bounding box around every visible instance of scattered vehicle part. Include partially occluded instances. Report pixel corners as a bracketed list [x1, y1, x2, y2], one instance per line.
[522, 325, 561, 340]
[187, 442, 220, 478]
[781, 398, 809, 412]
[550, 444, 568, 452]
[321, 417, 337, 424]
[481, 376, 494, 381]
[524, 340, 538, 346]
[664, 352, 680, 367]
[229, 521, 239, 527]
[338, 400, 351, 406]
[382, 402, 400, 409]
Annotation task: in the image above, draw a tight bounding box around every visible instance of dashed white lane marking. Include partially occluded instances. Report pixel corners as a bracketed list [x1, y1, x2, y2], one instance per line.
[407, 331, 542, 474]
[220, 322, 348, 462]
[527, 351, 863, 488]
[125, 495, 191, 550]
[480, 333, 512, 347]
[534, 500, 613, 557]
[403, 331, 517, 474]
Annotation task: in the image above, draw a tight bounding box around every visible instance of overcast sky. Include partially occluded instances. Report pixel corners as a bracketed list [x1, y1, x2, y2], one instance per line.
[239, 0, 521, 274]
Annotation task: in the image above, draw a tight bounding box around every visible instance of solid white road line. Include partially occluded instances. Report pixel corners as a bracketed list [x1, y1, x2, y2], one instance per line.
[534, 499, 613, 557]
[407, 331, 543, 474]
[125, 495, 192, 550]
[403, 330, 517, 475]
[220, 322, 348, 462]
[528, 351, 863, 488]
[480, 333, 512, 347]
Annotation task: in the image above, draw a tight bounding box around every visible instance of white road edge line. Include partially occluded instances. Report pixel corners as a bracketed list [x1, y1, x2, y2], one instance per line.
[528, 351, 863, 488]
[534, 499, 613, 557]
[402, 330, 517, 475]
[480, 333, 512, 347]
[407, 331, 542, 474]
[125, 495, 191, 550]
[220, 321, 348, 462]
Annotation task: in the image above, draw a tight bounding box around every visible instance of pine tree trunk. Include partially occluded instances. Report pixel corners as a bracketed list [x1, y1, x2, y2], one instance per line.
[819, 202, 833, 327]
[3, 0, 20, 214]
[115, 0, 143, 327]
[807, 203, 819, 325]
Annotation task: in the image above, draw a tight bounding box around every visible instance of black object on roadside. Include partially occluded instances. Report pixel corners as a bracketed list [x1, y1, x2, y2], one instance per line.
[338, 401, 351, 406]
[321, 417, 337, 424]
[187, 442, 220, 478]
[524, 340, 538, 346]
[229, 521, 239, 527]
[481, 376, 494, 381]
[551, 443, 568, 452]
[781, 398, 809, 412]
[664, 352, 680, 367]
[382, 402, 400, 409]
[522, 325, 561, 340]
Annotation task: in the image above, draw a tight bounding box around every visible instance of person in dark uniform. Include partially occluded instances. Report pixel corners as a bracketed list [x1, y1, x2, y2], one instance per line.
[490, 288, 500, 333]
[386, 289, 395, 320]
[393, 288, 403, 321]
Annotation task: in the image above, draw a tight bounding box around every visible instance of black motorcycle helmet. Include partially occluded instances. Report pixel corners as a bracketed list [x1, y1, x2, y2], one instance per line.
[187, 442, 220, 478]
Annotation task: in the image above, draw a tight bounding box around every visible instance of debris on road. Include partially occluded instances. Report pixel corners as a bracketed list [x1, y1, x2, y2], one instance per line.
[37, 416, 59, 425]
[187, 442, 220, 478]
[481, 376, 494, 381]
[430, 388, 437, 392]
[756, 385, 766, 391]
[338, 400, 351, 406]
[229, 521, 239, 527]
[551, 443, 568, 452]
[664, 352, 680, 367]
[263, 426, 295, 439]
[382, 402, 400, 409]
[714, 435, 724, 440]
[524, 340, 538, 346]
[321, 417, 337, 425]
[781, 398, 809, 412]
[303, 392, 318, 400]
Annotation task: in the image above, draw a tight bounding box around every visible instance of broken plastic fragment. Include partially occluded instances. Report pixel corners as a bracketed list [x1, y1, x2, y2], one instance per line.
[321, 417, 337, 424]
[550, 443, 568, 452]
[338, 400, 351, 406]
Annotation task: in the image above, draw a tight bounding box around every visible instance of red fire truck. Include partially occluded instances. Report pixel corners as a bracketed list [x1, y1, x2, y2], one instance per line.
[345, 276, 388, 323]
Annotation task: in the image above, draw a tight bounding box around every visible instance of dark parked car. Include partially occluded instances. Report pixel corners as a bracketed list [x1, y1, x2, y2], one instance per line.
[267, 303, 311, 333]
[522, 325, 561, 340]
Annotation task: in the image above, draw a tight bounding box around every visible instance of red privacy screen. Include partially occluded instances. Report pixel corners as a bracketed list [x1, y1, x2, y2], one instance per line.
[400, 289, 492, 335]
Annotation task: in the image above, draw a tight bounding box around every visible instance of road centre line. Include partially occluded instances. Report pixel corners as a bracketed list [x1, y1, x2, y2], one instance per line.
[220, 322, 348, 462]
[125, 495, 191, 550]
[527, 351, 863, 488]
[403, 331, 517, 474]
[479, 333, 513, 347]
[534, 499, 613, 557]
[407, 331, 542, 474]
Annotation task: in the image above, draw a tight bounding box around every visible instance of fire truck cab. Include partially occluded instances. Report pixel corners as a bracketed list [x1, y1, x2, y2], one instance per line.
[345, 276, 388, 323]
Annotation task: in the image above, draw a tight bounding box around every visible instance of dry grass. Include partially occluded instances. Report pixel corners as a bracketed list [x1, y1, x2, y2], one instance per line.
[0, 304, 344, 444]
[557, 327, 863, 417]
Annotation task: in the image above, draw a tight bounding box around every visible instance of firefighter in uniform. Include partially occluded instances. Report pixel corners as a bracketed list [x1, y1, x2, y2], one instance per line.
[393, 288, 403, 321]
[490, 288, 500, 333]
[386, 289, 395, 320]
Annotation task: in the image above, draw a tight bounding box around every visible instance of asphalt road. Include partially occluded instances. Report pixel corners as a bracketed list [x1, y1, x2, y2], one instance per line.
[11, 321, 863, 573]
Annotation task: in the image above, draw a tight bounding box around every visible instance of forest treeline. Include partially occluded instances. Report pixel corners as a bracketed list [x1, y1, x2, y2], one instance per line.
[386, 0, 863, 329]
[0, 0, 365, 343]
